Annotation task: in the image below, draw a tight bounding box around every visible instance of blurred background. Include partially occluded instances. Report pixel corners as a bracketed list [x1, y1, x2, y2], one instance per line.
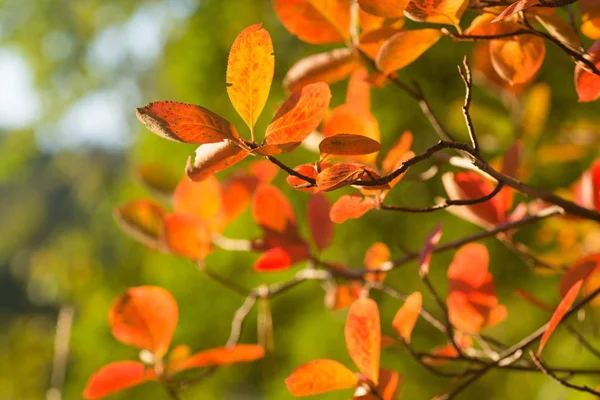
[2, 0, 600, 399]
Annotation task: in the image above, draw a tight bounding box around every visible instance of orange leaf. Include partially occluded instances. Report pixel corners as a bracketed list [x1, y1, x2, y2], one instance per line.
[226, 24, 274, 131]
[221, 177, 255, 225]
[264, 82, 331, 152]
[534, 12, 582, 52]
[376, 29, 442, 73]
[283, 48, 360, 93]
[254, 244, 310, 272]
[364, 242, 390, 282]
[286, 163, 319, 192]
[378, 368, 403, 400]
[575, 39, 600, 102]
[346, 67, 372, 113]
[185, 140, 248, 182]
[285, 359, 358, 396]
[170, 345, 265, 373]
[136, 101, 239, 144]
[387, 150, 415, 189]
[424, 334, 473, 365]
[359, 25, 404, 59]
[330, 194, 378, 223]
[393, 292, 422, 343]
[404, 0, 469, 25]
[490, 35, 545, 85]
[308, 193, 334, 251]
[345, 297, 381, 385]
[252, 183, 297, 234]
[382, 131, 413, 174]
[162, 213, 212, 260]
[83, 361, 156, 399]
[135, 163, 179, 197]
[492, 0, 540, 22]
[447, 244, 506, 333]
[560, 254, 600, 306]
[325, 282, 363, 310]
[248, 160, 279, 183]
[537, 280, 583, 356]
[358, 0, 409, 17]
[320, 134, 382, 156]
[273, 0, 351, 44]
[419, 223, 442, 277]
[582, 6, 600, 40]
[173, 176, 224, 232]
[109, 286, 178, 357]
[114, 200, 166, 250]
[316, 163, 369, 191]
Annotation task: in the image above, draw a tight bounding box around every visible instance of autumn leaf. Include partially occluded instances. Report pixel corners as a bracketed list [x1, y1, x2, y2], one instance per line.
[364, 242, 390, 282]
[283, 48, 360, 93]
[345, 297, 381, 385]
[322, 105, 380, 152]
[226, 24, 274, 132]
[560, 254, 600, 306]
[319, 134, 381, 156]
[254, 244, 310, 272]
[114, 200, 166, 250]
[492, 0, 540, 23]
[316, 163, 370, 191]
[136, 101, 239, 144]
[330, 194, 378, 223]
[135, 163, 179, 197]
[162, 213, 212, 260]
[308, 193, 334, 251]
[582, 6, 600, 40]
[358, 0, 409, 17]
[286, 163, 319, 192]
[534, 12, 582, 52]
[376, 29, 442, 73]
[404, 0, 469, 25]
[359, 25, 405, 60]
[273, 0, 351, 44]
[325, 282, 362, 310]
[186, 140, 248, 182]
[285, 359, 358, 396]
[575, 39, 600, 102]
[490, 35, 545, 85]
[537, 280, 583, 356]
[83, 361, 156, 399]
[377, 368, 403, 400]
[170, 344, 265, 373]
[173, 176, 225, 232]
[382, 131, 413, 174]
[252, 183, 297, 234]
[393, 292, 422, 343]
[419, 223, 442, 277]
[109, 286, 178, 357]
[264, 82, 331, 152]
[346, 67, 372, 112]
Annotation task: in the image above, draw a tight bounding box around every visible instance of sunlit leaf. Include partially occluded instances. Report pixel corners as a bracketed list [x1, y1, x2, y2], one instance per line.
[537, 280, 583, 356]
[534, 12, 582, 52]
[285, 359, 358, 396]
[393, 292, 422, 343]
[330, 194, 378, 223]
[404, 0, 469, 25]
[162, 213, 212, 260]
[575, 39, 600, 102]
[560, 254, 600, 306]
[273, 0, 351, 44]
[252, 183, 296, 234]
[264, 82, 331, 152]
[286, 163, 320, 192]
[492, 0, 540, 22]
[186, 140, 247, 182]
[283, 48, 360, 93]
[346, 68, 372, 112]
[364, 242, 390, 282]
[83, 361, 156, 399]
[109, 286, 178, 357]
[345, 297, 381, 385]
[376, 29, 442, 73]
[226, 24, 274, 131]
[382, 131, 413, 174]
[582, 6, 600, 40]
[490, 35, 545, 85]
[325, 282, 362, 310]
[419, 223, 442, 277]
[358, 0, 409, 17]
[316, 163, 372, 191]
[254, 243, 310, 272]
[114, 200, 166, 250]
[173, 176, 225, 232]
[320, 134, 381, 156]
[170, 345, 265, 373]
[308, 193, 334, 251]
[359, 25, 404, 59]
[136, 101, 239, 144]
[378, 368, 402, 400]
[423, 334, 473, 365]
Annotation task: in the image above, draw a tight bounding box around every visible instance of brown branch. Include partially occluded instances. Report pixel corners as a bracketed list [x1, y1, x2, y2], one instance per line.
[530, 352, 600, 397]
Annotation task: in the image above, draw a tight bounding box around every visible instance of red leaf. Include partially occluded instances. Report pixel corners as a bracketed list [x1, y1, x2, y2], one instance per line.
[173, 176, 225, 232]
[560, 254, 600, 306]
[492, 0, 540, 22]
[226, 24, 274, 131]
[285, 359, 358, 396]
[254, 243, 310, 272]
[364, 242, 390, 282]
[170, 345, 265, 373]
[393, 292, 422, 343]
[537, 280, 583, 356]
[162, 213, 212, 260]
[283, 48, 360, 93]
[113, 200, 166, 250]
[419, 223, 443, 277]
[319, 134, 381, 156]
[83, 361, 156, 399]
[252, 183, 297, 235]
[308, 193, 334, 251]
[345, 297, 381, 385]
[273, 0, 351, 44]
[186, 140, 248, 182]
[330, 194, 378, 223]
[264, 82, 331, 152]
[136, 101, 239, 144]
[286, 163, 319, 193]
[447, 244, 506, 333]
[575, 39, 600, 102]
[109, 286, 178, 357]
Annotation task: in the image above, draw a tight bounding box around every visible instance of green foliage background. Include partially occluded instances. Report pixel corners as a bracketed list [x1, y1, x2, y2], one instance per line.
[1, 0, 600, 399]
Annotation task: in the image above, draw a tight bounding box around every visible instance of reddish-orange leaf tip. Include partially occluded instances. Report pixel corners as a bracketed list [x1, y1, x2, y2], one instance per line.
[308, 193, 334, 251]
[419, 223, 443, 277]
[171, 345, 265, 373]
[575, 40, 600, 102]
[186, 140, 247, 182]
[393, 292, 422, 343]
[83, 361, 155, 399]
[286, 359, 358, 396]
[537, 280, 583, 356]
[345, 297, 381, 385]
[109, 286, 178, 357]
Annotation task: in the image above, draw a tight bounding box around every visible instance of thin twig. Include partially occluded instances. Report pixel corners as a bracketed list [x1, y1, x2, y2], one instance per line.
[530, 352, 600, 397]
